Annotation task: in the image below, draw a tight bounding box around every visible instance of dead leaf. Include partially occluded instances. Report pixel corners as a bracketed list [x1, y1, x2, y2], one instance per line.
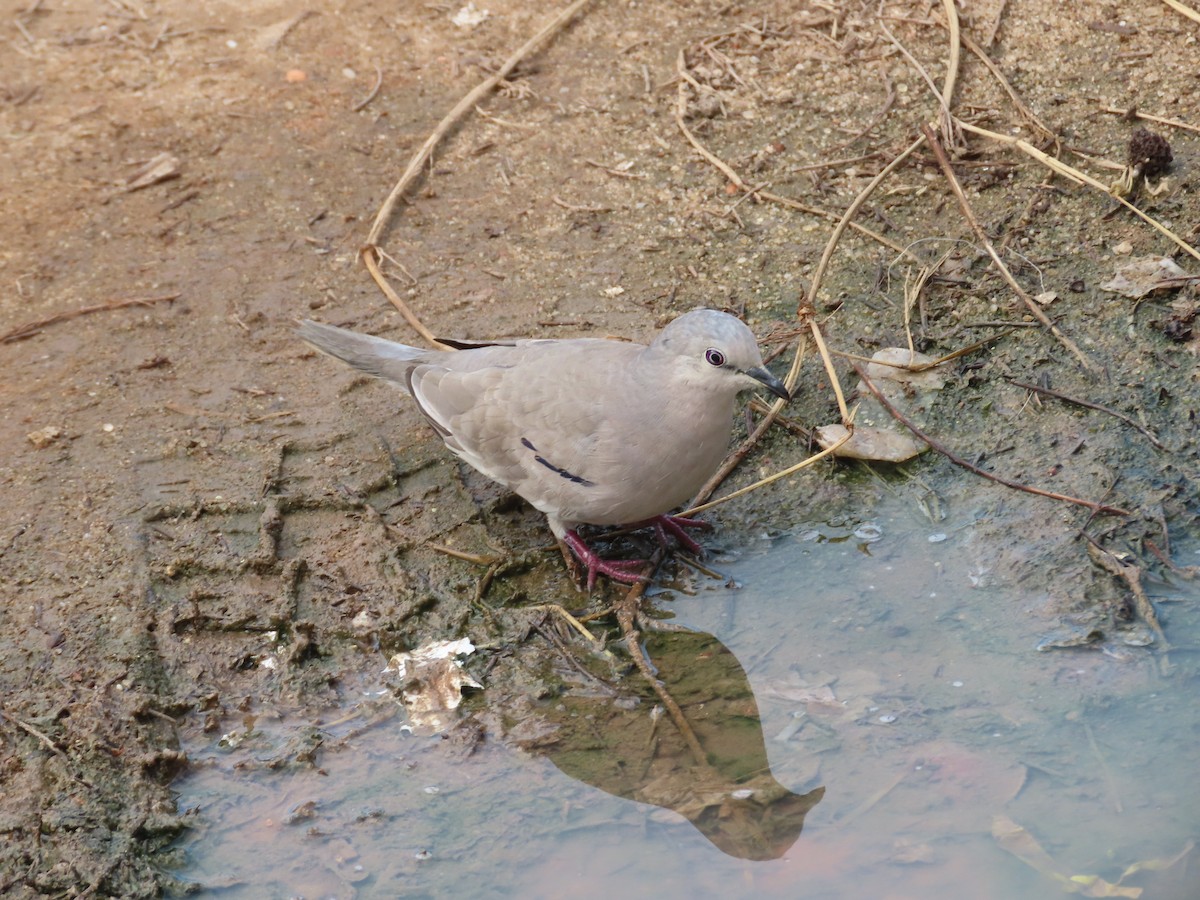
[1100, 256, 1195, 299]
[815, 424, 928, 462]
[385, 638, 481, 732]
[125, 152, 181, 192]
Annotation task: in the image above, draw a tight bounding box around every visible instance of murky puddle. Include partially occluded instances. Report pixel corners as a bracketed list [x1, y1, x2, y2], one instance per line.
[171, 495, 1199, 898]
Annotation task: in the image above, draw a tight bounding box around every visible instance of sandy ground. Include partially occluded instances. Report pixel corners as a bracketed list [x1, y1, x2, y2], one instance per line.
[1, 0, 1198, 894]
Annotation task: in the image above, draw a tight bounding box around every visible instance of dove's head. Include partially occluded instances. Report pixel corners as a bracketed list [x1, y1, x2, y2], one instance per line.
[651, 309, 790, 401]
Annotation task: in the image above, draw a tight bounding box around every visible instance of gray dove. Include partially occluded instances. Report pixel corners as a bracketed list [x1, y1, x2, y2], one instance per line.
[298, 309, 789, 587]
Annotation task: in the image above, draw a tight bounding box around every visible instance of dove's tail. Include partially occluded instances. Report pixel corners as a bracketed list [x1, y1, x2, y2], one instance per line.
[298, 320, 429, 387]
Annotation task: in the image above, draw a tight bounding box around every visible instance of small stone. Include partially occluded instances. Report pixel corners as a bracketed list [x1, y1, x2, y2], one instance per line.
[26, 425, 63, 448]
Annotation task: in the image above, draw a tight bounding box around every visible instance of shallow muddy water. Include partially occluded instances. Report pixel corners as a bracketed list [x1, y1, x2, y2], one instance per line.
[172, 493, 1200, 898]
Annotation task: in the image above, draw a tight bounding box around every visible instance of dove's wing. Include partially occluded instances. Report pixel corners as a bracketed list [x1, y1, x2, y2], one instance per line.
[406, 339, 736, 532]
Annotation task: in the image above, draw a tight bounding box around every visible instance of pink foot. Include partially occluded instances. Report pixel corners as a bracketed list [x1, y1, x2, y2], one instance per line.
[562, 530, 649, 591]
[636, 514, 712, 556]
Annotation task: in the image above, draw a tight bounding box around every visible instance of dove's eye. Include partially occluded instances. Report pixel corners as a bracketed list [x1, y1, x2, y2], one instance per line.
[704, 348, 726, 367]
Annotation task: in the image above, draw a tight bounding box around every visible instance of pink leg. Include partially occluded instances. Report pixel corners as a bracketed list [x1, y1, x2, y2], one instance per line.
[637, 514, 712, 556]
[562, 530, 649, 591]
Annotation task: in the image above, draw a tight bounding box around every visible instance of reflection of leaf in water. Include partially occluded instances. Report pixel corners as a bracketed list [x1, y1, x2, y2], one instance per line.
[993, 815, 1195, 898]
[506, 628, 824, 860]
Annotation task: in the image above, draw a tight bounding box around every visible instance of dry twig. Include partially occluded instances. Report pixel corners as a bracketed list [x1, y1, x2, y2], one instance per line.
[920, 124, 1099, 374]
[1008, 379, 1165, 450]
[361, 0, 593, 347]
[1, 293, 179, 343]
[1101, 105, 1200, 136]
[612, 553, 708, 765]
[855, 363, 1131, 517]
[1087, 543, 1170, 673]
[352, 63, 383, 112]
[1160, 0, 1200, 25]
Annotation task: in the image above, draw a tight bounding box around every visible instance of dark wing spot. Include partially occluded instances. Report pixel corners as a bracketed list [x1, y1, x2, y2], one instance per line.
[520, 436, 595, 487]
[435, 338, 519, 350]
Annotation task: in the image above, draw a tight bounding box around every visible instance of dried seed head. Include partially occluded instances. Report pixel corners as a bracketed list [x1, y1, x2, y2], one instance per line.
[1128, 128, 1173, 178]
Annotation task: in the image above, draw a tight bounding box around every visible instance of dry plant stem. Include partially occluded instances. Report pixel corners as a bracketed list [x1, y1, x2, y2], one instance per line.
[804, 134, 926, 313]
[757, 188, 909, 256]
[1100, 105, 1200, 136]
[0, 708, 65, 756]
[956, 31, 1056, 143]
[1, 293, 179, 343]
[1160, 0, 1200, 25]
[1145, 539, 1199, 580]
[361, 0, 593, 347]
[956, 120, 1200, 265]
[854, 363, 1131, 517]
[426, 542, 501, 565]
[834, 768, 908, 829]
[920, 124, 1099, 374]
[674, 50, 910, 258]
[807, 316, 850, 425]
[613, 556, 708, 766]
[936, 0, 961, 117]
[683, 428, 852, 518]
[1008, 379, 1165, 450]
[525, 604, 598, 643]
[877, 1, 955, 142]
[831, 330, 1013, 371]
[352, 64, 383, 112]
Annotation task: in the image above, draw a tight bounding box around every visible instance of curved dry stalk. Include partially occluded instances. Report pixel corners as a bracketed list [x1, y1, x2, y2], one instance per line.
[855, 362, 1131, 517]
[362, 0, 593, 347]
[1008, 379, 1166, 450]
[612, 552, 709, 766]
[682, 427, 852, 518]
[674, 48, 912, 258]
[1161, 0, 1200, 25]
[956, 30, 1057, 144]
[758, 189, 910, 256]
[877, 0, 961, 143]
[806, 315, 851, 425]
[956, 120, 1200, 265]
[828, 329, 1011, 373]
[937, 0, 961, 117]
[921, 124, 1100, 374]
[804, 134, 927, 313]
[1, 293, 178, 343]
[1086, 544, 1171, 672]
[1101, 105, 1200, 136]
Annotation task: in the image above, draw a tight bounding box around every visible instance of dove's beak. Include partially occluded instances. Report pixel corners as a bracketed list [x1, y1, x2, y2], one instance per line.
[747, 366, 790, 402]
